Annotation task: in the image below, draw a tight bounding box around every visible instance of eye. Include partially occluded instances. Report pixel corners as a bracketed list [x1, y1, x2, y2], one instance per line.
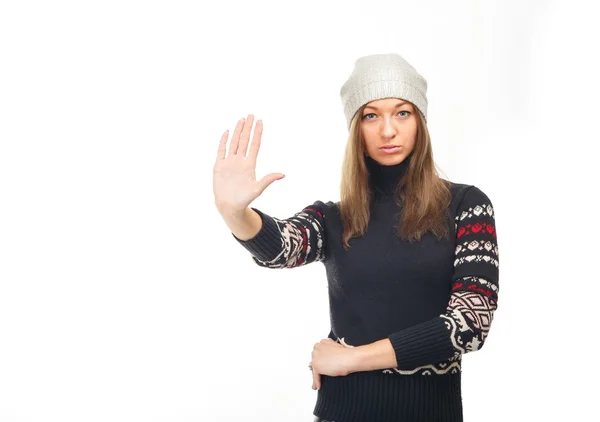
[362, 111, 411, 120]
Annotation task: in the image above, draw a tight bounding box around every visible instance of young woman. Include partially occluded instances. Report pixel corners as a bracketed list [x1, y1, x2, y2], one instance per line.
[212, 53, 500, 422]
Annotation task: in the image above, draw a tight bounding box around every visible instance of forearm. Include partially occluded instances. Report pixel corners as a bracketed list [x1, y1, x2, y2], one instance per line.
[365, 288, 496, 371]
[232, 203, 329, 268]
[349, 338, 398, 373]
[222, 207, 262, 241]
[346, 318, 457, 373]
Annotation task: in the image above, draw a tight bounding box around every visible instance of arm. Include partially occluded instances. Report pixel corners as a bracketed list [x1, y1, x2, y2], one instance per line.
[349, 186, 500, 371]
[232, 200, 332, 269]
[222, 207, 264, 241]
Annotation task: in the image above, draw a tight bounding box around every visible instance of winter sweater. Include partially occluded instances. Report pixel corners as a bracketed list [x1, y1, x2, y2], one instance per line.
[233, 155, 499, 422]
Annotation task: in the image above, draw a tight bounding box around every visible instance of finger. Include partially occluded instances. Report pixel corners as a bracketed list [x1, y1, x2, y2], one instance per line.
[247, 119, 263, 162]
[314, 370, 321, 391]
[256, 172, 285, 195]
[236, 114, 254, 157]
[216, 130, 229, 161]
[237, 114, 255, 157]
[227, 117, 246, 157]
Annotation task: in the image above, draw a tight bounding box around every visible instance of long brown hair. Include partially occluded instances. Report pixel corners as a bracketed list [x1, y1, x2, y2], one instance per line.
[339, 103, 452, 249]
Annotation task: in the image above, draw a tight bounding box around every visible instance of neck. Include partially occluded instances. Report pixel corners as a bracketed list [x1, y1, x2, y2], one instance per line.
[365, 154, 410, 196]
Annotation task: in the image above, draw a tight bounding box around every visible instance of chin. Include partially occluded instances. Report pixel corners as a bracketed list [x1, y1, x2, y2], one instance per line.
[377, 154, 407, 166]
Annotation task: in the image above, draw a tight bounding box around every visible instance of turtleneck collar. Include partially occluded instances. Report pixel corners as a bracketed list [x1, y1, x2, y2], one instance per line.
[365, 154, 411, 196]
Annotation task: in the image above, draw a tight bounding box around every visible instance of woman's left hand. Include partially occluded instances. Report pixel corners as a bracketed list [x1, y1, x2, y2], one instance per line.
[309, 339, 356, 390]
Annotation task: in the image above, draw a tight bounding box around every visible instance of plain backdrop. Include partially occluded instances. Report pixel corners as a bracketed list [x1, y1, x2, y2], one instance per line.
[1, 0, 598, 421]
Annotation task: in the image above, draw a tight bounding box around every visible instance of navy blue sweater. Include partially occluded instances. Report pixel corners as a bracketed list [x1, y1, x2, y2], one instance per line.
[233, 156, 499, 422]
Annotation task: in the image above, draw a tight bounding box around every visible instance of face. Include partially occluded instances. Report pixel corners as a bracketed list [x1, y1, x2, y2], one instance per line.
[360, 98, 417, 166]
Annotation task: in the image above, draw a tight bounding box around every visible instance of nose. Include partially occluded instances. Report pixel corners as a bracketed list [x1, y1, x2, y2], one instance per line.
[381, 116, 397, 139]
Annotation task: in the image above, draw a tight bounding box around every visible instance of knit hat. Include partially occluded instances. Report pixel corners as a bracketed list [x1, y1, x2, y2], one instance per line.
[340, 53, 428, 130]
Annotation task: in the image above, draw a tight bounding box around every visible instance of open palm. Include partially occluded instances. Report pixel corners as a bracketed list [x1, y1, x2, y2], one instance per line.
[213, 114, 284, 215]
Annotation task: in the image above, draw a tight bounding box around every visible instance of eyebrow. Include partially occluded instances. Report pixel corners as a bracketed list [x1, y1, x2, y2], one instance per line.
[364, 101, 408, 111]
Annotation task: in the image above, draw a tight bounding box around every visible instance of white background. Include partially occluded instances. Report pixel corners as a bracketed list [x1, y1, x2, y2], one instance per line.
[1, 0, 598, 421]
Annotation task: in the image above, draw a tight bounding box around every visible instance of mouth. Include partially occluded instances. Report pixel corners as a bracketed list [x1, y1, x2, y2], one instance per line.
[379, 145, 401, 154]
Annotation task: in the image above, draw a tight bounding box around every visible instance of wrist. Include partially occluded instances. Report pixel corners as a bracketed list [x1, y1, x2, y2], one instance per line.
[225, 207, 262, 241]
[347, 339, 397, 373]
[218, 203, 247, 220]
[346, 346, 364, 374]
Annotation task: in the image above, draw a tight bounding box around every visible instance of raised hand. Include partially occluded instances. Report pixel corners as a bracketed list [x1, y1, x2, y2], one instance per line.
[213, 114, 285, 217]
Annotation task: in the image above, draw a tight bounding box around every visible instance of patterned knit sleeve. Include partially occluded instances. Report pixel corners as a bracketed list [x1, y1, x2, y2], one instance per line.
[387, 186, 499, 369]
[232, 200, 331, 269]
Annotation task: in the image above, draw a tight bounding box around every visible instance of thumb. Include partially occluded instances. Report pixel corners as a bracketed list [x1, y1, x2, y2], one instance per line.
[257, 172, 285, 195]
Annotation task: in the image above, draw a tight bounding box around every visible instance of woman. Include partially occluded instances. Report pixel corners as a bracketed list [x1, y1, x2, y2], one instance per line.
[212, 53, 499, 422]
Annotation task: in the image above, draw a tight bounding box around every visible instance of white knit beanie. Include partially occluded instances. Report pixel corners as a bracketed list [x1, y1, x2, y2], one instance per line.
[340, 53, 428, 130]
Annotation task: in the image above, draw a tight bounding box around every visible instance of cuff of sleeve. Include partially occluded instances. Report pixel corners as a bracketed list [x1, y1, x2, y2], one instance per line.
[231, 208, 284, 262]
[388, 317, 457, 369]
